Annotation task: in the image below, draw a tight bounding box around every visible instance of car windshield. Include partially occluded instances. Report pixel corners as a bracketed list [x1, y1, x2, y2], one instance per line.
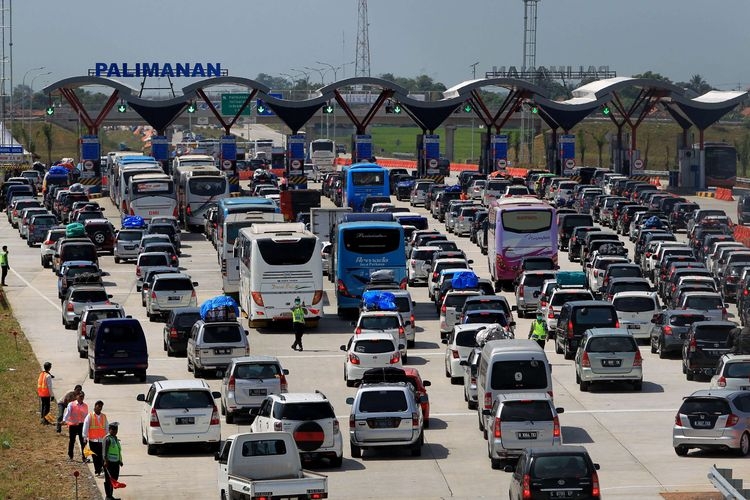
[693, 326, 734, 341]
[679, 397, 730, 415]
[153, 279, 193, 291]
[465, 312, 507, 325]
[274, 401, 335, 420]
[523, 274, 556, 287]
[353, 339, 395, 354]
[684, 296, 723, 310]
[70, 290, 108, 302]
[609, 267, 642, 279]
[670, 314, 705, 326]
[490, 360, 548, 390]
[118, 230, 143, 241]
[360, 316, 400, 330]
[393, 297, 411, 313]
[464, 300, 506, 314]
[587, 336, 636, 353]
[445, 294, 475, 309]
[358, 390, 408, 413]
[84, 310, 122, 322]
[500, 401, 553, 422]
[235, 363, 280, 379]
[725, 362, 750, 378]
[532, 455, 590, 479]
[411, 249, 436, 261]
[174, 313, 201, 329]
[611, 283, 652, 295]
[613, 296, 656, 312]
[455, 330, 479, 347]
[552, 293, 593, 305]
[155, 390, 214, 409]
[139, 255, 169, 266]
[202, 325, 242, 343]
[574, 307, 616, 325]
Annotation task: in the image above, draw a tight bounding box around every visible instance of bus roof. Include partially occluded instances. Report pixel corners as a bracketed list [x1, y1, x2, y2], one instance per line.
[130, 173, 171, 182]
[493, 198, 552, 208]
[248, 222, 307, 235]
[219, 196, 275, 207]
[338, 221, 404, 231]
[344, 163, 381, 170]
[120, 156, 156, 164]
[225, 212, 284, 224]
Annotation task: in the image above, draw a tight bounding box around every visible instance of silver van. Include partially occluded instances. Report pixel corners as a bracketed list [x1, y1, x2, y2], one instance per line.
[484, 393, 564, 468]
[113, 228, 145, 263]
[186, 320, 250, 377]
[220, 356, 289, 423]
[477, 340, 553, 433]
[146, 273, 198, 321]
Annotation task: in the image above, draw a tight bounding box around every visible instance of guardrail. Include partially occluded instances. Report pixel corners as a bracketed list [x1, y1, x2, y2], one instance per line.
[708, 465, 749, 499]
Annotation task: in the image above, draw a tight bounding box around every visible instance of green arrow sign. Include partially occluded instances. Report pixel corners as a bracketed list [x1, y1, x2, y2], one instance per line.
[221, 93, 252, 116]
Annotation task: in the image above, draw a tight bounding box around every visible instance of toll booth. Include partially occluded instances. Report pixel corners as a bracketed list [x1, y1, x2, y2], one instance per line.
[490, 134, 508, 174]
[220, 135, 239, 193]
[150, 135, 169, 174]
[417, 134, 444, 183]
[287, 134, 307, 189]
[352, 134, 373, 163]
[79, 136, 102, 194]
[559, 134, 576, 175]
[678, 148, 705, 189]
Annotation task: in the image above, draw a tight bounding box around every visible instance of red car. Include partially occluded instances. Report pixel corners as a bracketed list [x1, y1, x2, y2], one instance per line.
[361, 367, 431, 428]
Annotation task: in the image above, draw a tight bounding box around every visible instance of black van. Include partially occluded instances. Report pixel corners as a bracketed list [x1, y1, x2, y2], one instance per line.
[87, 318, 148, 383]
[738, 194, 750, 225]
[558, 213, 594, 250]
[555, 301, 619, 359]
[58, 240, 99, 271]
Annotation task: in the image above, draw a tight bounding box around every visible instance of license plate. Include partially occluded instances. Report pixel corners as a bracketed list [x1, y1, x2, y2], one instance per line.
[249, 389, 267, 396]
[551, 492, 574, 498]
[626, 324, 640, 329]
[168, 296, 181, 301]
[370, 418, 396, 428]
[602, 359, 622, 367]
[741, 386, 750, 391]
[517, 431, 537, 440]
[175, 417, 194, 425]
[148, 210, 159, 216]
[113, 352, 128, 358]
[693, 420, 711, 428]
[214, 348, 231, 355]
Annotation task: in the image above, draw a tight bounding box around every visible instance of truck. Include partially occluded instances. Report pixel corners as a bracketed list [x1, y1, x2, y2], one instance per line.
[309, 207, 352, 243]
[279, 190, 322, 222]
[216, 432, 328, 500]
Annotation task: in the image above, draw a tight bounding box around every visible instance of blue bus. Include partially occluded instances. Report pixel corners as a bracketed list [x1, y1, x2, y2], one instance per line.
[342, 163, 390, 212]
[216, 197, 279, 242]
[333, 220, 406, 316]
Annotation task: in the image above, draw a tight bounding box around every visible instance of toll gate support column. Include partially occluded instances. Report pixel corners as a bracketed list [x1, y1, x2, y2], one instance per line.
[352, 134, 373, 164]
[491, 134, 508, 175]
[80, 136, 102, 195]
[151, 135, 169, 174]
[287, 134, 307, 189]
[220, 135, 238, 193]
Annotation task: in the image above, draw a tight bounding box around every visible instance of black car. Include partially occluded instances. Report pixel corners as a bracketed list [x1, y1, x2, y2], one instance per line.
[163, 307, 201, 356]
[670, 202, 699, 231]
[558, 213, 594, 251]
[568, 226, 601, 262]
[83, 219, 116, 255]
[424, 184, 446, 212]
[555, 301, 619, 359]
[505, 446, 601, 500]
[682, 321, 735, 380]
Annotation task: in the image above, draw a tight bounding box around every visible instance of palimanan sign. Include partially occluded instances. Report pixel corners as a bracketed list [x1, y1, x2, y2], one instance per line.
[90, 62, 225, 78]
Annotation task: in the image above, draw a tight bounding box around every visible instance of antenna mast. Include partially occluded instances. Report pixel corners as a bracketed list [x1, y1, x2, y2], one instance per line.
[355, 0, 371, 77]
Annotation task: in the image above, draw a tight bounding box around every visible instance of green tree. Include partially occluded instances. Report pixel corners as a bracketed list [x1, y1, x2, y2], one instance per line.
[591, 130, 607, 168]
[41, 122, 54, 166]
[577, 132, 586, 165]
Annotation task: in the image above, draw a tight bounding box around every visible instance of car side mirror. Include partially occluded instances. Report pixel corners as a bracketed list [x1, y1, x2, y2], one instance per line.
[503, 465, 515, 473]
[136, 394, 145, 402]
[441, 338, 448, 344]
[142, 283, 149, 290]
[482, 409, 492, 416]
[399, 344, 405, 350]
[419, 395, 429, 403]
[509, 321, 516, 327]
[423, 380, 431, 387]
[107, 294, 113, 299]
[556, 407, 565, 414]
[412, 301, 416, 307]
[459, 360, 468, 366]
[214, 452, 221, 461]
[533, 291, 540, 298]
[244, 330, 250, 336]
[511, 305, 517, 311]
[468, 259, 474, 264]
[346, 397, 355, 405]
[193, 282, 199, 287]
[212, 391, 221, 399]
[340, 345, 347, 351]
[594, 464, 601, 470]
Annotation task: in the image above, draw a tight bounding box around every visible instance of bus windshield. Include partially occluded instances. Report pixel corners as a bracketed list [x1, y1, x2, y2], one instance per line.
[188, 177, 226, 196]
[131, 180, 174, 196]
[311, 141, 334, 153]
[257, 238, 317, 265]
[343, 228, 401, 254]
[352, 171, 385, 186]
[501, 209, 552, 233]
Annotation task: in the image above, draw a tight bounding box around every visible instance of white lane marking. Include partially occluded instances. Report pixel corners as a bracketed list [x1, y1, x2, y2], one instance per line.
[332, 408, 677, 419]
[275, 351, 445, 359]
[10, 268, 62, 312]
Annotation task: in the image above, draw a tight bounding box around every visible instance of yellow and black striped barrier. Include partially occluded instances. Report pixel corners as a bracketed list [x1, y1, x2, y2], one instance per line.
[696, 191, 715, 198]
[421, 175, 445, 184]
[228, 175, 240, 193]
[288, 176, 308, 187]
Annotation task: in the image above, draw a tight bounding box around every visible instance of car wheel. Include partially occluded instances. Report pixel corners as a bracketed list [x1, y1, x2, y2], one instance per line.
[79, 349, 86, 359]
[674, 445, 689, 457]
[555, 340, 563, 354]
[407, 340, 415, 348]
[633, 380, 643, 391]
[579, 379, 590, 392]
[658, 341, 668, 360]
[93, 371, 101, 384]
[187, 359, 193, 373]
[402, 353, 408, 364]
[563, 344, 574, 360]
[575, 371, 580, 384]
[410, 432, 424, 456]
[350, 443, 362, 459]
[650, 339, 657, 354]
[225, 411, 235, 425]
[88, 367, 94, 379]
[491, 457, 503, 470]
[138, 371, 147, 383]
[147, 444, 159, 456]
[686, 370, 694, 381]
[330, 455, 343, 468]
[114, 257, 120, 264]
[450, 376, 463, 385]
[737, 432, 750, 457]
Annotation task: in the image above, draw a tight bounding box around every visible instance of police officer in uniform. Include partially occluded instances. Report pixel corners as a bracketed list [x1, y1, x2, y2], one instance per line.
[528, 312, 548, 349]
[103, 422, 123, 500]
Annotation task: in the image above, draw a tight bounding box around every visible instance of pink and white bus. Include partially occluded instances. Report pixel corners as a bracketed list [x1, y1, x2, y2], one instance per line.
[487, 198, 557, 290]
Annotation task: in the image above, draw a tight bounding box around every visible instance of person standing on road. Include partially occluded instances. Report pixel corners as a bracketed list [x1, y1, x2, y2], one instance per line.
[83, 400, 108, 476]
[728, 326, 750, 355]
[528, 312, 548, 350]
[103, 422, 123, 500]
[63, 391, 89, 462]
[0, 245, 9, 286]
[290, 296, 309, 351]
[37, 361, 54, 424]
[56, 384, 82, 433]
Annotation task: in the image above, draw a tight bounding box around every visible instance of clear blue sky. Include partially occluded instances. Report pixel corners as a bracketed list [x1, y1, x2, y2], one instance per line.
[12, 0, 750, 92]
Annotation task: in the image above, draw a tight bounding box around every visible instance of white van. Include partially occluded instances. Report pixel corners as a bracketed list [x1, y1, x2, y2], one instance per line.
[476, 339, 553, 433]
[611, 291, 661, 341]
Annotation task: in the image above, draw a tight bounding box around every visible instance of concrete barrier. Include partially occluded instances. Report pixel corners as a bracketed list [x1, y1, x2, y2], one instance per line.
[715, 187, 735, 201]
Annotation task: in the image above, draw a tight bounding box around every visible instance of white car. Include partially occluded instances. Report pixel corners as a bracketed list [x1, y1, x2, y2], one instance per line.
[443, 325, 484, 384]
[354, 310, 407, 360]
[709, 354, 750, 390]
[136, 379, 222, 455]
[612, 291, 661, 341]
[40, 227, 66, 268]
[340, 332, 402, 387]
[407, 246, 441, 286]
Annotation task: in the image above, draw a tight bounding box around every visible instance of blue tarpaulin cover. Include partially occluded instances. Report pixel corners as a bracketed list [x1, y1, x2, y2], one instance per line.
[556, 271, 587, 286]
[452, 270, 479, 289]
[362, 291, 397, 311]
[48, 166, 69, 176]
[446, 185, 462, 192]
[643, 216, 663, 228]
[200, 295, 240, 322]
[122, 216, 146, 229]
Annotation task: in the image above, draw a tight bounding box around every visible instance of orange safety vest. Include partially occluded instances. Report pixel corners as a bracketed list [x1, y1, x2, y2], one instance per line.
[67, 402, 89, 425]
[88, 412, 107, 440]
[36, 371, 50, 397]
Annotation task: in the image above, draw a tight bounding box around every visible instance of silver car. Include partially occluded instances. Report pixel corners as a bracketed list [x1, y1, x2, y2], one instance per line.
[76, 304, 125, 358]
[409, 180, 435, 206]
[113, 228, 145, 263]
[710, 355, 750, 390]
[18, 207, 48, 239]
[453, 206, 482, 236]
[146, 273, 198, 321]
[575, 328, 643, 391]
[220, 356, 289, 424]
[40, 227, 66, 268]
[407, 246, 440, 286]
[677, 292, 727, 322]
[61, 285, 112, 329]
[673, 389, 750, 457]
[515, 271, 557, 318]
[484, 393, 563, 468]
[461, 347, 482, 410]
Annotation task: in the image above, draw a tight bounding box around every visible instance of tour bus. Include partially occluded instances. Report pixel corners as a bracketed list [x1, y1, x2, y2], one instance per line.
[109, 154, 157, 204]
[176, 168, 228, 229]
[126, 173, 177, 222]
[309, 139, 336, 179]
[115, 159, 163, 212]
[107, 152, 146, 201]
[341, 163, 390, 212]
[236, 223, 323, 327]
[220, 211, 284, 297]
[333, 220, 406, 316]
[487, 198, 557, 290]
[215, 197, 279, 243]
[171, 154, 216, 179]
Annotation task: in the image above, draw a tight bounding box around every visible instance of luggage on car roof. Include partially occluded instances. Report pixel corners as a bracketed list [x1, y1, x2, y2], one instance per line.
[65, 222, 86, 238]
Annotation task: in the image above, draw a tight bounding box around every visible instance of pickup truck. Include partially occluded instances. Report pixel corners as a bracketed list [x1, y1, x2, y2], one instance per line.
[216, 432, 328, 500]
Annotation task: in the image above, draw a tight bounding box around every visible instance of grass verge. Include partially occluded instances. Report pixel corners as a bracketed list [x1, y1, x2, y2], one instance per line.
[0, 297, 101, 500]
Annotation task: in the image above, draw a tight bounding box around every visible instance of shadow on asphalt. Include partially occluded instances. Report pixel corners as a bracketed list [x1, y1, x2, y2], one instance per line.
[561, 426, 594, 444]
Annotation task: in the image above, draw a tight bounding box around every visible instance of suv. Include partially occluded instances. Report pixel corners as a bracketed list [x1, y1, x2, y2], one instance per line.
[649, 309, 706, 359]
[575, 328, 643, 391]
[409, 180, 435, 206]
[345, 382, 425, 458]
[673, 389, 750, 457]
[407, 246, 441, 286]
[76, 304, 125, 358]
[163, 307, 201, 357]
[555, 301, 619, 359]
[40, 227, 66, 268]
[710, 354, 750, 390]
[57, 260, 102, 299]
[250, 392, 343, 466]
[187, 320, 250, 378]
[61, 285, 112, 329]
[146, 273, 198, 321]
[136, 379, 222, 455]
[484, 393, 564, 468]
[220, 356, 289, 424]
[354, 310, 407, 360]
[504, 446, 601, 500]
[113, 228, 145, 263]
[682, 321, 736, 380]
[27, 213, 58, 246]
[515, 271, 557, 318]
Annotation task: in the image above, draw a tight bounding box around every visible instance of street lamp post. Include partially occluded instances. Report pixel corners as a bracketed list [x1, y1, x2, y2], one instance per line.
[28, 71, 51, 139]
[305, 67, 328, 137]
[316, 60, 353, 143]
[21, 66, 44, 141]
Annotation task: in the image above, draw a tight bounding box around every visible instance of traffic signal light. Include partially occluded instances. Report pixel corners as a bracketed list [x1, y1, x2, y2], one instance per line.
[45, 106, 54, 116]
[186, 102, 196, 113]
[531, 105, 539, 114]
[117, 103, 127, 113]
[602, 105, 611, 116]
[463, 103, 473, 113]
[393, 103, 402, 114]
[257, 101, 266, 114]
[322, 103, 333, 114]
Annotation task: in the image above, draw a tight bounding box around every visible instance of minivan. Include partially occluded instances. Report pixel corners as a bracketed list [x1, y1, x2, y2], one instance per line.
[611, 291, 661, 342]
[87, 318, 148, 383]
[477, 339, 553, 433]
[555, 301, 619, 359]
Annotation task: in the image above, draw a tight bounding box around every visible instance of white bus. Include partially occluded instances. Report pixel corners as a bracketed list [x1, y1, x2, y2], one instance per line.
[116, 162, 163, 212]
[309, 139, 336, 179]
[220, 212, 285, 296]
[126, 173, 177, 221]
[236, 223, 323, 327]
[171, 154, 216, 178]
[176, 168, 229, 229]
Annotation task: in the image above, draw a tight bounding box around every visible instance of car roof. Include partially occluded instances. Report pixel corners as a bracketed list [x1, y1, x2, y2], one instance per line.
[691, 321, 737, 328]
[230, 355, 281, 364]
[664, 308, 707, 316]
[611, 291, 656, 299]
[62, 260, 98, 267]
[138, 252, 170, 259]
[68, 285, 106, 292]
[351, 332, 398, 342]
[563, 300, 615, 308]
[82, 304, 124, 312]
[153, 273, 192, 280]
[524, 445, 592, 457]
[484, 339, 545, 353]
[721, 354, 750, 362]
[681, 291, 722, 298]
[269, 392, 328, 403]
[496, 392, 553, 403]
[584, 327, 634, 337]
[685, 389, 746, 399]
[153, 379, 210, 391]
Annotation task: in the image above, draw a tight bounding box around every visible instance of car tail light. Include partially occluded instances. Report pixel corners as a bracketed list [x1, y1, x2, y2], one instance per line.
[675, 413, 682, 426]
[451, 349, 459, 359]
[412, 412, 419, 427]
[727, 413, 740, 426]
[633, 349, 643, 367]
[519, 286, 524, 298]
[399, 277, 407, 290]
[592, 471, 600, 498]
[716, 376, 726, 388]
[567, 320, 574, 338]
[332, 419, 339, 434]
[540, 300, 547, 307]
[484, 391, 493, 410]
[441, 304, 447, 314]
[251, 292, 264, 306]
[410, 314, 415, 327]
[228, 375, 236, 392]
[210, 405, 220, 425]
[273, 421, 282, 431]
[171, 254, 177, 262]
[169, 327, 178, 339]
[389, 352, 400, 364]
[645, 252, 651, 258]
[522, 474, 532, 499]
[29, 224, 34, 232]
[66, 302, 74, 312]
[615, 319, 620, 328]
[43, 240, 52, 245]
[581, 351, 590, 367]
[433, 271, 439, 279]
[458, 216, 464, 221]
[136, 266, 141, 277]
[493, 417, 502, 438]
[722, 307, 728, 320]
[349, 414, 355, 429]
[689, 337, 697, 353]
[279, 373, 288, 393]
[663, 326, 673, 336]
[80, 322, 86, 335]
[398, 326, 405, 338]
[355, 327, 362, 335]
[349, 353, 360, 365]
[150, 408, 160, 427]
[553, 416, 561, 437]
[151, 291, 156, 301]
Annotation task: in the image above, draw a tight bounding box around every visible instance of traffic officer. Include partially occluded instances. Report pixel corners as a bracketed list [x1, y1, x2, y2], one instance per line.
[36, 361, 53, 425]
[103, 422, 123, 500]
[290, 296, 308, 351]
[83, 400, 108, 476]
[0, 245, 9, 286]
[63, 391, 89, 462]
[528, 312, 548, 349]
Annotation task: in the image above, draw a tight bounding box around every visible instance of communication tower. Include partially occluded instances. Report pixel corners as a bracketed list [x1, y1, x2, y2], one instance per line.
[519, 0, 539, 165]
[355, 0, 371, 78]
